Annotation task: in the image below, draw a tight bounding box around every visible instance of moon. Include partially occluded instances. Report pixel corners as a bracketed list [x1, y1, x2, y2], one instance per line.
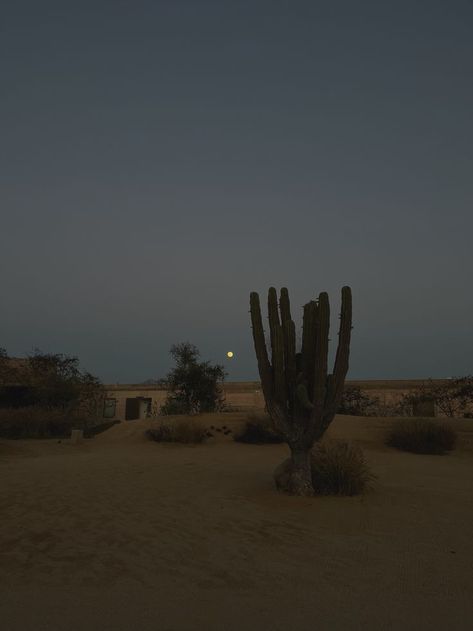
[227, 351, 234, 358]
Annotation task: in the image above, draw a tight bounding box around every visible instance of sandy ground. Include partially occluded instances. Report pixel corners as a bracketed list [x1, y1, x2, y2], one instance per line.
[1, 414, 472, 631]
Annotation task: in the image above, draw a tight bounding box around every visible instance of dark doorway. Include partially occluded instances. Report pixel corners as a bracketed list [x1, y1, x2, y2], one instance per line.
[125, 398, 140, 420]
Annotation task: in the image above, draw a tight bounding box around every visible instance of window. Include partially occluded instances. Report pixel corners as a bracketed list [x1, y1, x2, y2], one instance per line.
[103, 398, 117, 419]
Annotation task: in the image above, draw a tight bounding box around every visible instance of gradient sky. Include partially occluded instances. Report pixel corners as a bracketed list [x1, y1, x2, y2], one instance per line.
[1, 0, 472, 383]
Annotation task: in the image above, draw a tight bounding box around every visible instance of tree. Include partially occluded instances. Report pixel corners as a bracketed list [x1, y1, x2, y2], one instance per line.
[159, 342, 226, 415]
[0, 347, 104, 417]
[399, 377, 473, 418]
[338, 385, 381, 416]
[250, 286, 352, 496]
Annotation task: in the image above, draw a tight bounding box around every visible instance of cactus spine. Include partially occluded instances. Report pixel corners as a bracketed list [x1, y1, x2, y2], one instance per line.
[250, 286, 352, 495]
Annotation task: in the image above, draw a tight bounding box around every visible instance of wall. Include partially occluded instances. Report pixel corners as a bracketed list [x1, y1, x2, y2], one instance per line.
[103, 379, 453, 420]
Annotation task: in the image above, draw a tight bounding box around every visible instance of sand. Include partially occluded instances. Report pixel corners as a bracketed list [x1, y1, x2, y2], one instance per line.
[1, 414, 472, 631]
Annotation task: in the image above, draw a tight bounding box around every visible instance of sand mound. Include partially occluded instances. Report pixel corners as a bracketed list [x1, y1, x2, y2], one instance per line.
[93, 413, 473, 452]
[94, 412, 250, 444]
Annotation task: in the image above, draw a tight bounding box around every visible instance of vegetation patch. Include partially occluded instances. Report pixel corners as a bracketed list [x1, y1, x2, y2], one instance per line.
[158, 343, 226, 415]
[233, 413, 285, 444]
[145, 419, 208, 444]
[385, 419, 457, 454]
[0, 406, 92, 439]
[311, 439, 377, 496]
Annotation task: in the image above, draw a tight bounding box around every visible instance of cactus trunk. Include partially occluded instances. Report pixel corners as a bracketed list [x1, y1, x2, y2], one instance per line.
[250, 286, 353, 496]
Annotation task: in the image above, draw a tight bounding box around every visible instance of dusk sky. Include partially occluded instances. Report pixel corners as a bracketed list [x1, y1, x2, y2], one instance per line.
[1, 1, 472, 384]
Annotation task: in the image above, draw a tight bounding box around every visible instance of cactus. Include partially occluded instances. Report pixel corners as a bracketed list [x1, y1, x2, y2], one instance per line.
[250, 286, 352, 495]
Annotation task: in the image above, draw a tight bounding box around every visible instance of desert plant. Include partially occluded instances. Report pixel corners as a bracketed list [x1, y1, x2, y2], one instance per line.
[159, 343, 226, 415]
[338, 385, 381, 416]
[233, 413, 285, 444]
[396, 377, 473, 418]
[274, 440, 375, 496]
[250, 286, 352, 495]
[145, 419, 208, 444]
[385, 419, 457, 454]
[0, 348, 104, 418]
[0, 406, 90, 439]
[159, 395, 190, 416]
[310, 440, 376, 495]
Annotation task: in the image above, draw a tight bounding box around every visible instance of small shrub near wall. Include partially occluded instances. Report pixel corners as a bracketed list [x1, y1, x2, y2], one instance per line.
[145, 419, 208, 444]
[385, 419, 457, 454]
[233, 413, 285, 444]
[0, 406, 93, 439]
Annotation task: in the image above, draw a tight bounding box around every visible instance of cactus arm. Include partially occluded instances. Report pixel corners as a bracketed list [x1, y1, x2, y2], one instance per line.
[249, 292, 273, 403]
[268, 287, 286, 406]
[331, 285, 352, 403]
[301, 300, 317, 399]
[311, 292, 330, 421]
[321, 286, 353, 431]
[280, 288, 297, 411]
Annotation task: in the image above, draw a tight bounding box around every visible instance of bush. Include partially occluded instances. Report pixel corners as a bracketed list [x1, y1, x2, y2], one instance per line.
[0, 348, 104, 415]
[159, 342, 226, 415]
[310, 440, 376, 496]
[159, 396, 190, 416]
[385, 419, 457, 454]
[233, 413, 285, 444]
[145, 419, 208, 444]
[0, 406, 92, 439]
[337, 386, 381, 416]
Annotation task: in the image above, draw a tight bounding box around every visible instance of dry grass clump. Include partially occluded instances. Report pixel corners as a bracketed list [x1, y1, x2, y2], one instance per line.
[385, 419, 457, 454]
[311, 440, 376, 496]
[145, 419, 208, 444]
[233, 412, 285, 444]
[0, 406, 116, 439]
[0, 406, 83, 439]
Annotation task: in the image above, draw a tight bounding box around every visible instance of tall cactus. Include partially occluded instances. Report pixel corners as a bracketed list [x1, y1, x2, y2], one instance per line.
[250, 286, 352, 496]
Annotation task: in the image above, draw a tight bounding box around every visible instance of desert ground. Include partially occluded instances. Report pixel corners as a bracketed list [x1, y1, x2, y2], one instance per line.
[1, 413, 472, 631]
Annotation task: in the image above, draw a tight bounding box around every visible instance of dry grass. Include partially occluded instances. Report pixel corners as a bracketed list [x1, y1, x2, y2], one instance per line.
[145, 418, 208, 444]
[311, 439, 377, 496]
[0, 406, 94, 439]
[385, 418, 457, 454]
[233, 412, 285, 444]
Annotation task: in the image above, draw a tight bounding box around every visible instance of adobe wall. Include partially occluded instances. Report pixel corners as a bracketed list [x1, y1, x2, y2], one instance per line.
[103, 379, 452, 420]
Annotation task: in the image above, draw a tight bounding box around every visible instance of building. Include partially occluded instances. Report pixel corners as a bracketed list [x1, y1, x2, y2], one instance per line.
[101, 379, 454, 421]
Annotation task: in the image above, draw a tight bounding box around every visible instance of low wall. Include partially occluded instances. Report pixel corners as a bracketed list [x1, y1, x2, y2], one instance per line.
[103, 379, 452, 421]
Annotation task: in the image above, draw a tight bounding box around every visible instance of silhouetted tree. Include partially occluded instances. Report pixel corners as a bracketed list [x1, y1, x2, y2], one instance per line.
[338, 385, 381, 416]
[159, 342, 226, 415]
[0, 347, 104, 416]
[398, 377, 473, 418]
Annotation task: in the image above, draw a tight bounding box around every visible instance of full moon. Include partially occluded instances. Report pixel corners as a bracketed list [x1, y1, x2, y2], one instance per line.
[227, 351, 234, 358]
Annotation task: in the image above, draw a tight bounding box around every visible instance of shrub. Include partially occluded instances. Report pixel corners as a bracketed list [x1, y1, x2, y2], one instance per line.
[396, 376, 473, 418]
[0, 406, 92, 439]
[233, 413, 285, 444]
[310, 440, 376, 496]
[0, 348, 104, 415]
[145, 419, 208, 444]
[385, 419, 457, 454]
[337, 386, 381, 416]
[159, 342, 226, 415]
[159, 396, 190, 416]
